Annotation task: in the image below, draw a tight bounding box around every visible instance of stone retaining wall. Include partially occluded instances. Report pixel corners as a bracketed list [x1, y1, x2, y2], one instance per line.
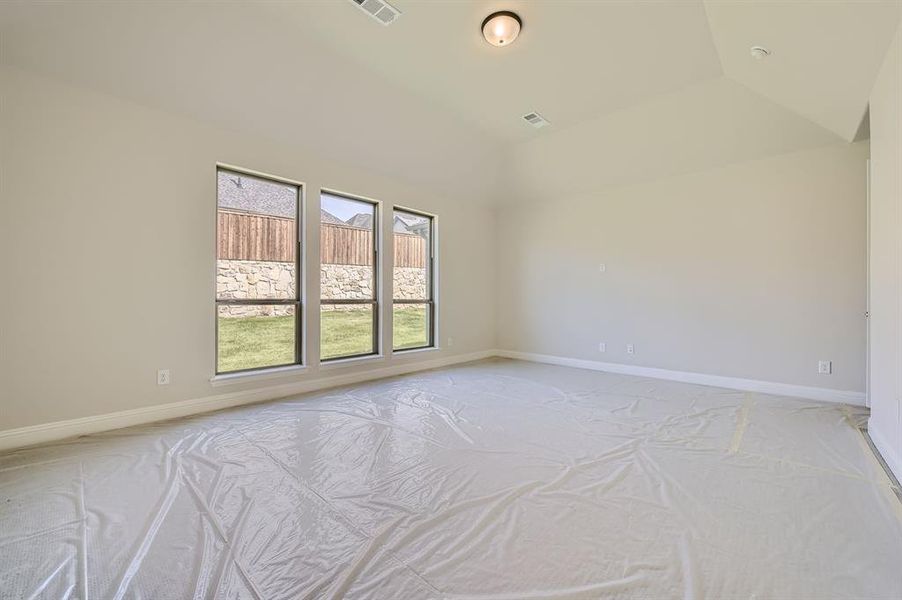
[217, 260, 427, 317]
[217, 260, 294, 317]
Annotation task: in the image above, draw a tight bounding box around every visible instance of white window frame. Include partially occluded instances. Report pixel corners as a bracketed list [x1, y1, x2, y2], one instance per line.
[392, 206, 436, 352]
[319, 189, 382, 362]
[214, 164, 305, 375]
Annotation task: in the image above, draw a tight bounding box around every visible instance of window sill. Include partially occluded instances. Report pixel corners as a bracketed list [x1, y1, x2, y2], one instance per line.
[392, 346, 440, 357]
[319, 354, 386, 370]
[210, 364, 307, 387]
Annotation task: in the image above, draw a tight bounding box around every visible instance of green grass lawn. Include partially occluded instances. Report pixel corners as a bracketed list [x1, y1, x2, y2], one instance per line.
[392, 305, 430, 351]
[217, 311, 295, 372]
[218, 306, 429, 372]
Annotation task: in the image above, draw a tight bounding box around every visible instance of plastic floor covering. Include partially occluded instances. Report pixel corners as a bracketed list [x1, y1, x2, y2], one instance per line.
[2, 358, 902, 599]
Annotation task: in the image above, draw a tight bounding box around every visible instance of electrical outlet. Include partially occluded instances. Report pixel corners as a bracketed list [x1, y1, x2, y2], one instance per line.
[447, 337, 454, 347]
[157, 369, 171, 385]
[626, 344, 635, 355]
[598, 342, 606, 353]
[598, 263, 606, 273]
[818, 361, 832, 375]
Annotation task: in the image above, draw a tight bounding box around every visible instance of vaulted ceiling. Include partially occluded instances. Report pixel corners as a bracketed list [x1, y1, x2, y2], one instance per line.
[2, 1, 900, 201]
[704, 0, 901, 142]
[274, 0, 724, 143]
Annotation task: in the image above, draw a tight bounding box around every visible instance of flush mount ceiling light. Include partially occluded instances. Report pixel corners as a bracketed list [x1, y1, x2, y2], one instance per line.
[750, 46, 771, 60]
[482, 11, 522, 47]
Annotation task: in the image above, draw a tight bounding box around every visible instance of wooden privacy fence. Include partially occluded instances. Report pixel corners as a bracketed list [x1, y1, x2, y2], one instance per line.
[320, 223, 371, 266]
[218, 210, 294, 262]
[217, 210, 426, 267]
[393, 232, 426, 269]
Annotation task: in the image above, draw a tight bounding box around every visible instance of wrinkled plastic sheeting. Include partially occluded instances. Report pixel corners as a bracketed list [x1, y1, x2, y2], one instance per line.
[2, 358, 902, 599]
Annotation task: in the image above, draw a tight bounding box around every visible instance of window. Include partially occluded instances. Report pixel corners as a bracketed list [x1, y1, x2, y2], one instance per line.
[320, 192, 379, 360]
[392, 208, 434, 351]
[215, 167, 302, 374]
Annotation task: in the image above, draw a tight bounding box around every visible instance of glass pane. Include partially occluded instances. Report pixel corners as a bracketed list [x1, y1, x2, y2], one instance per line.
[217, 304, 296, 373]
[321, 304, 375, 360]
[393, 303, 430, 350]
[217, 169, 298, 301]
[393, 209, 430, 301]
[321, 193, 375, 301]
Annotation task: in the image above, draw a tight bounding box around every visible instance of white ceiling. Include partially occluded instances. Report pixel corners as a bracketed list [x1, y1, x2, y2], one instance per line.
[1, 0, 901, 200]
[272, 0, 724, 142]
[704, 0, 902, 142]
[268, 0, 900, 144]
[0, 1, 505, 201]
[507, 77, 844, 201]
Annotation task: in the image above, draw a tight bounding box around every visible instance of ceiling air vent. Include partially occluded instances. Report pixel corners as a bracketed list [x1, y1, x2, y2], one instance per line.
[349, 0, 401, 26]
[523, 112, 550, 129]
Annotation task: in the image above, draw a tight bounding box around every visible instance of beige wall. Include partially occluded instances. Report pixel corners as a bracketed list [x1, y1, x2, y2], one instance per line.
[0, 59, 878, 438]
[0, 66, 497, 431]
[868, 20, 902, 478]
[497, 142, 868, 392]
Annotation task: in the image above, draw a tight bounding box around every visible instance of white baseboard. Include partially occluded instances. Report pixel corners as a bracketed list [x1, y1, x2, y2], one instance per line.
[0, 348, 869, 453]
[495, 350, 867, 406]
[0, 350, 494, 452]
[868, 420, 902, 485]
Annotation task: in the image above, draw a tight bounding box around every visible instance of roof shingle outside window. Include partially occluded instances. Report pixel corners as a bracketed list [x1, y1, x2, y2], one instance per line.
[217, 171, 296, 218]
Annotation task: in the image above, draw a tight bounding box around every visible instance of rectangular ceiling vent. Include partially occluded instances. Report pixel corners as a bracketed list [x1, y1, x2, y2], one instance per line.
[349, 0, 401, 26]
[523, 112, 550, 129]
